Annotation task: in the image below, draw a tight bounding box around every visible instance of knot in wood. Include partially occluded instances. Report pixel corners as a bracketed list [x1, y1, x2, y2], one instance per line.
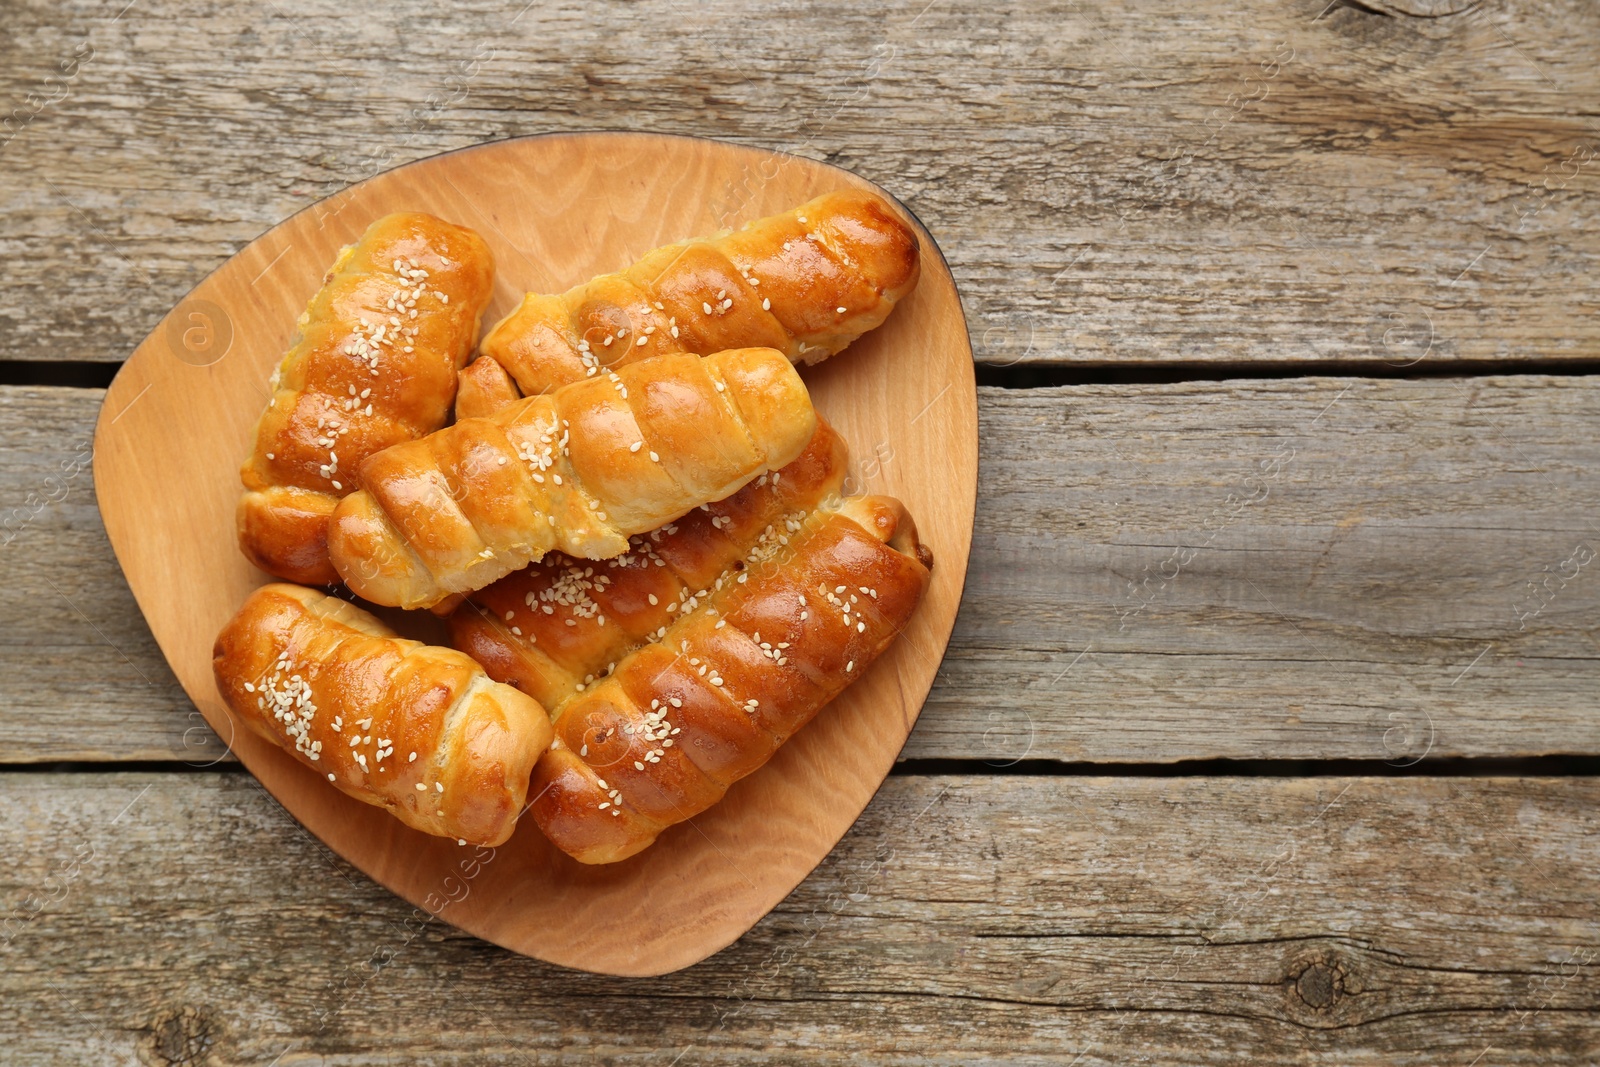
[1294, 960, 1344, 1011]
[138, 1006, 218, 1067]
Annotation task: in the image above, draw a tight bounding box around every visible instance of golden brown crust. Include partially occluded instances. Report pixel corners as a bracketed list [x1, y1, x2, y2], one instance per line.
[448, 419, 851, 710]
[455, 354, 523, 420]
[328, 348, 818, 610]
[238, 213, 494, 583]
[526, 495, 933, 864]
[475, 191, 919, 404]
[236, 487, 340, 585]
[212, 583, 550, 846]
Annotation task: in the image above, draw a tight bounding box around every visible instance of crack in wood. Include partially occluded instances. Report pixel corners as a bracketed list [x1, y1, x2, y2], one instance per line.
[136, 1007, 219, 1067]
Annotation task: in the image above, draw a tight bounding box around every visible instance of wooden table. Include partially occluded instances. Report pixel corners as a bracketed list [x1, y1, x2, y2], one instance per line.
[3, 0, 1597, 1061]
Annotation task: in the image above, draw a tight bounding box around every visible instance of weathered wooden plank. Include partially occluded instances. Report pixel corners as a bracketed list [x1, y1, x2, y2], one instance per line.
[937, 372, 1600, 765]
[1, 0, 1596, 368]
[3, 771, 1597, 1064]
[5, 375, 1596, 764]
[0, 388, 210, 764]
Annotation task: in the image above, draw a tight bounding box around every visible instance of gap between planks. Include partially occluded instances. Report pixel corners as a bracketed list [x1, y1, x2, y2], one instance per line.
[11, 358, 1600, 393]
[7, 755, 1600, 778]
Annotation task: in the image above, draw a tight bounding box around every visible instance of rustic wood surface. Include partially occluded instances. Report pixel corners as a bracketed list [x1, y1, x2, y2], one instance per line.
[1, 0, 1597, 370]
[4, 771, 1599, 1065]
[3, 0, 1598, 1058]
[7, 377, 1596, 765]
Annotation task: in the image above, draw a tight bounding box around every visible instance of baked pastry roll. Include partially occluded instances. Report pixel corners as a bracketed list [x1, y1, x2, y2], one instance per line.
[237, 213, 494, 585]
[527, 495, 933, 864]
[466, 190, 919, 409]
[213, 583, 550, 846]
[328, 348, 817, 610]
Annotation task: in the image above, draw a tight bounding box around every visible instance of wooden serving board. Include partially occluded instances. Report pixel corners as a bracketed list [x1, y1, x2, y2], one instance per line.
[91, 132, 977, 976]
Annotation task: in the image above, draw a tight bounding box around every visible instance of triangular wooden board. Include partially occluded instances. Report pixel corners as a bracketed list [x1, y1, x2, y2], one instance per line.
[93, 132, 977, 976]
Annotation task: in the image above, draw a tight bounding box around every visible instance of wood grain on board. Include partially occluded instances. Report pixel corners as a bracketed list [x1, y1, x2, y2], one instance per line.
[3, 771, 1597, 1065]
[7, 372, 1596, 765]
[1, 0, 1596, 370]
